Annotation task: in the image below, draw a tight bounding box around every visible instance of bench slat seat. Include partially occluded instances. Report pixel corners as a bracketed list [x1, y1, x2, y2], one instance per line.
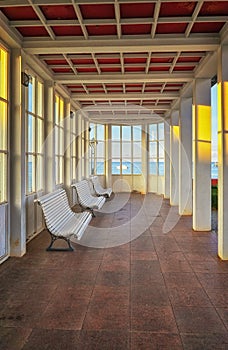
[72, 180, 106, 216]
[90, 176, 112, 198]
[37, 188, 92, 251]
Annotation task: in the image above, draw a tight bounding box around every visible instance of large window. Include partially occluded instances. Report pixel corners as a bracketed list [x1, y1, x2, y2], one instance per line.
[149, 122, 164, 175]
[26, 75, 44, 193]
[112, 125, 142, 175]
[54, 94, 64, 184]
[0, 47, 8, 203]
[71, 110, 77, 181]
[89, 123, 105, 175]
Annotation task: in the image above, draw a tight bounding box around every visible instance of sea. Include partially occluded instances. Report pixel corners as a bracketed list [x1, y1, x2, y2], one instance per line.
[28, 161, 219, 192]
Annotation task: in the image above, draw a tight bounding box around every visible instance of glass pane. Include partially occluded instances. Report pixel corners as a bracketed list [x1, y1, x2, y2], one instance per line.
[112, 125, 120, 140]
[0, 48, 7, 100]
[59, 156, 64, 183]
[89, 123, 95, 140]
[158, 123, 164, 140]
[149, 124, 157, 141]
[133, 161, 142, 174]
[158, 160, 164, 175]
[112, 159, 120, 174]
[149, 160, 157, 175]
[28, 76, 35, 114]
[59, 128, 64, 155]
[54, 95, 59, 124]
[72, 157, 76, 179]
[0, 101, 7, 150]
[37, 118, 43, 153]
[159, 140, 164, 158]
[55, 127, 59, 154]
[97, 124, 104, 140]
[121, 160, 131, 174]
[37, 81, 43, 117]
[149, 142, 157, 157]
[112, 142, 120, 157]
[97, 142, 105, 158]
[55, 156, 59, 184]
[133, 125, 142, 141]
[36, 155, 43, 190]
[59, 98, 64, 122]
[96, 159, 104, 175]
[122, 142, 131, 158]
[0, 153, 7, 202]
[133, 142, 141, 158]
[27, 154, 35, 193]
[122, 126, 131, 141]
[28, 114, 35, 153]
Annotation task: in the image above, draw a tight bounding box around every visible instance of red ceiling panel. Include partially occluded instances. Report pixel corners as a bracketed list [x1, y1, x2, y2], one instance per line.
[120, 3, 155, 18]
[108, 90, 123, 93]
[66, 85, 82, 89]
[177, 56, 201, 63]
[191, 22, 224, 33]
[125, 67, 145, 72]
[122, 24, 151, 35]
[17, 26, 49, 37]
[77, 67, 97, 73]
[100, 67, 121, 72]
[149, 66, 170, 72]
[80, 4, 115, 19]
[40, 5, 76, 20]
[106, 84, 123, 88]
[173, 66, 195, 71]
[124, 57, 147, 64]
[71, 58, 94, 65]
[159, 2, 196, 17]
[44, 59, 67, 65]
[97, 58, 120, 64]
[87, 25, 117, 36]
[156, 23, 187, 34]
[52, 68, 73, 73]
[199, 1, 228, 16]
[126, 84, 143, 87]
[145, 89, 162, 93]
[52, 26, 83, 36]
[87, 84, 103, 89]
[151, 57, 174, 63]
[0, 6, 38, 20]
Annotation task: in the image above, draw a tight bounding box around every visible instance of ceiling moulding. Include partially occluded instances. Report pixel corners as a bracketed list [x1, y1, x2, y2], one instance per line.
[22, 37, 220, 54]
[55, 73, 193, 84]
[0, 12, 22, 48]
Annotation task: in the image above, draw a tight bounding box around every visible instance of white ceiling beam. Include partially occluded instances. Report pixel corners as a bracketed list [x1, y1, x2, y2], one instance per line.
[151, 0, 161, 38]
[72, 92, 179, 100]
[22, 37, 219, 54]
[114, 0, 121, 39]
[55, 73, 193, 83]
[71, 1, 88, 39]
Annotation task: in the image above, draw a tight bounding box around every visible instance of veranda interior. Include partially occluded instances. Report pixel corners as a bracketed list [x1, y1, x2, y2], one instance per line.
[0, 0, 228, 263]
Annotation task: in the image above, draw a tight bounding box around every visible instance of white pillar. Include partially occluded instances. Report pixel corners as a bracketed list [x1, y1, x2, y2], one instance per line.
[10, 49, 26, 256]
[164, 119, 170, 199]
[141, 124, 148, 194]
[218, 45, 228, 259]
[105, 124, 112, 188]
[179, 97, 193, 215]
[192, 78, 211, 231]
[64, 99, 71, 201]
[170, 111, 179, 206]
[44, 80, 54, 193]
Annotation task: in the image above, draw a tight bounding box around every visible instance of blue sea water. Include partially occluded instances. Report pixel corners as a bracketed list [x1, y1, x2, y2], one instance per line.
[28, 161, 218, 191]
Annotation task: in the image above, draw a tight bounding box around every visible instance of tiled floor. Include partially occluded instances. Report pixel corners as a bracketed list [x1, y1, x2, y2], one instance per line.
[0, 193, 228, 349]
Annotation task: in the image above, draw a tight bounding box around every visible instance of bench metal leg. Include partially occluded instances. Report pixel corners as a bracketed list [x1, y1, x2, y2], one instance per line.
[46, 233, 74, 252]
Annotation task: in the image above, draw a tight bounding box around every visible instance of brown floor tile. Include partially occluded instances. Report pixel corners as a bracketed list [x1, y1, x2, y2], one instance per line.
[173, 306, 227, 333]
[131, 331, 183, 350]
[168, 286, 213, 307]
[181, 333, 228, 350]
[131, 271, 165, 287]
[206, 289, 228, 307]
[216, 308, 228, 330]
[131, 250, 158, 261]
[159, 252, 193, 273]
[196, 273, 228, 290]
[163, 272, 201, 288]
[95, 271, 130, 287]
[78, 330, 130, 350]
[22, 329, 80, 350]
[131, 305, 178, 332]
[131, 284, 170, 307]
[0, 327, 32, 350]
[83, 299, 129, 330]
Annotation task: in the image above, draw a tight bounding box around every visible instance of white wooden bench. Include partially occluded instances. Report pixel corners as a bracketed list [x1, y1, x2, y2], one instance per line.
[90, 176, 113, 198]
[36, 188, 92, 251]
[72, 179, 106, 216]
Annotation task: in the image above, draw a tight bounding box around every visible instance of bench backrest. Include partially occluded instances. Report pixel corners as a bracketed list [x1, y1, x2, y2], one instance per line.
[37, 189, 74, 235]
[74, 180, 95, 206]
[90, 176, 103, 192]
